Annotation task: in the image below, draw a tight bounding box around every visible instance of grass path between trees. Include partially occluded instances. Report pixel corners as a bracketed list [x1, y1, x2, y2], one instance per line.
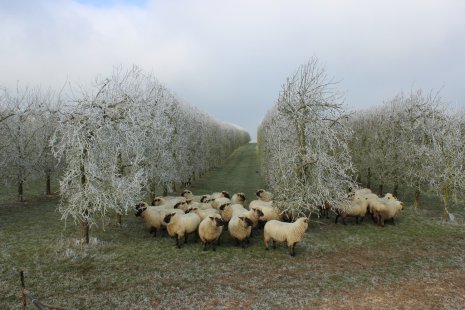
[1, 143, 465, 309]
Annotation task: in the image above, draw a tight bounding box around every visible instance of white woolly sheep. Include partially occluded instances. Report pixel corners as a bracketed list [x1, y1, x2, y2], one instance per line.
[211, 197, 232, 210]
[335, 195, 369, 225]
[163, 212, 201, 248]
[211, 191, 231, 199]
[256, 189, 272, 202]
[152, 196, 186, 208]
[228, 216, 253, 248]
[181, 189, 209, 203]
[264, 217, 309, 256]
[187, 201, 214, 210]
[231, 192, 246, 206]
[185, 206, 220, 220]
[135, 202, 182, 236]
[198, 214, 225, 251]
[372, 199, 404, 227]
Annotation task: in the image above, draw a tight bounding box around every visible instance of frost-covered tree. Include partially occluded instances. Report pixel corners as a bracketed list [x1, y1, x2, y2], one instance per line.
[0, 85, 51, 201]
[427, 110, 465, 219]
[51, 67, 148, 243]
[258, 58, 356, 216]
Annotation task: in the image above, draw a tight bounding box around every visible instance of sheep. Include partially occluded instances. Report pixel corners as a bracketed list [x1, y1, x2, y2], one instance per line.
[173, 201, 190, 212]
[231, 192, 246, 206]
[211, 197, 231, 209]
[198, 214, 225, 251]
[187, 200, 214, 210]
[163, 212, 201, 248]
[181, 189, 209, 203]
[152, 196, 186, 208]
[134, 202, 183, 236]
[219, 203, 247, 223]
[242, 208, 264, 230]
[372, 199, 404, 227]
[256, 189, 272, 202]
[211, 191, 231, 199]
[264, 217, 309, 256]
[228, 216, 253, 248]
[185, 206, 220, 220]
[334, 195, 369, 225]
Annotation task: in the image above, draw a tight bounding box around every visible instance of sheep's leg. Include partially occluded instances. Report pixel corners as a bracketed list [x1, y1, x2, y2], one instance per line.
[391, 218, 395, 225]
[264, 238, 269, 250]
[289, 242, 297, 257]
[212, 242, 217, 251]
[175, 235, 181, 248]
[184, 234, 188, 244]
[150, 227, 156, 235]
[235, 238, 240, 246]
[203, 242, 208, 251]
[272, 240, 276, 249]
[246, 237, 250, 245]
[342, 217, 347, 225]
[355, 216, 359, 225]
[335, 214, 339, 224]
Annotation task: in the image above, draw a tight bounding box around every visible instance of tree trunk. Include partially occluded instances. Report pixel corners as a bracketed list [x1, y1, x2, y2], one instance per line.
[46, 173, 52, 195]
[367, 167, 371, 189]
[163, 185, 168, 196]
[18, 180, 24, 202]
[393, 183, 399, 198]
[116, 213, 122, 226]
[378, 184, 383, 196]
[80, 218, 90, 244]
[442, 184, 450, 221]
[413, 189, 420, 209]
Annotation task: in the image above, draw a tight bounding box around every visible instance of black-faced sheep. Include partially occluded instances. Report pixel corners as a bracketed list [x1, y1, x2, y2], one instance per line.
[198, 214, 225, 251]
[264, 217, 309, 257]
[228, 216, 253, 248]
[163, 212, 201, 248]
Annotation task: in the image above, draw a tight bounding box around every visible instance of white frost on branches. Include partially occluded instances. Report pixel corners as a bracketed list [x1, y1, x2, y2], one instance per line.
[258, 58, 356, 216]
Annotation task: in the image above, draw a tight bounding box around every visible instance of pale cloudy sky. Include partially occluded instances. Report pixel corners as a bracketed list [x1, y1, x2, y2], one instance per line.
[1, 0, 464, 140]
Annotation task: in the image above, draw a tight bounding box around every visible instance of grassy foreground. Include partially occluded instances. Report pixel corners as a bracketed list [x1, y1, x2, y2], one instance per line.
[1, 143, 465, 309]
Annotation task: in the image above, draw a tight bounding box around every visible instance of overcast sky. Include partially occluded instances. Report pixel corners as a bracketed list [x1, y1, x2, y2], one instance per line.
[1, 0, 464, 140]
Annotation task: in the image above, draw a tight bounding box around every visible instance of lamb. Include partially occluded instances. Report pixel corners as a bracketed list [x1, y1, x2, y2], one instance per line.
[198, 214, 225, 251]
[256, 189, 272, 202]
[231, 192, 246, 206]
[334, 195, 369, 225]
[163, 212, 201, 248]
[173, 201, 190, 212]
[228, 216, 253, 248]
[317, 201, 332, 219]
[264, 217, 309, 256]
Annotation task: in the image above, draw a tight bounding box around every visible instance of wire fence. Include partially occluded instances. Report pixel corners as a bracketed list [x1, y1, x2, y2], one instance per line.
[20, 271, 67, 310]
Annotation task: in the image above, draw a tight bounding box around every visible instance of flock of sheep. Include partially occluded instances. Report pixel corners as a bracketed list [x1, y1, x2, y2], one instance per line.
[134, 187, 403, 257]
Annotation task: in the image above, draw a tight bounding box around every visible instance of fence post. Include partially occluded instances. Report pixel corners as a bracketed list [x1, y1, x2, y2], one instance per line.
[20, 271, 27, 310]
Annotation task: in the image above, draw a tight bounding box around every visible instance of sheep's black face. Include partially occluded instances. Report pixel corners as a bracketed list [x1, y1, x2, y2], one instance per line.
[200, 195, 208, 203]
[181, 189, 191, 197]
[219, 203, 230, 211]
[255, 209, 264, 217]
[135, 204, 146, 217]
[256, 189, 263, 197]
[222, 191, 231, 199]
[238, 193, 245, 201]
[152, 198, 161, 206]
[174, 202, 183, 209]
[244, 217, 253, 227]
[163, 213, 174, 224]
[215, 218, 225, 227]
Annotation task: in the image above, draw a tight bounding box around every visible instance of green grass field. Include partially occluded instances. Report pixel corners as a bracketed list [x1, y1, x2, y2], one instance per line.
[1, 143, 465, 309]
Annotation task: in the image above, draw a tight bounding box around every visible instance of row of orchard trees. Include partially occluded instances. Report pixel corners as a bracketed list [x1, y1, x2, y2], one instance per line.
[0, 85, 60, 201]
[0, 66, 250, 243]
[258, 57, 464, 219]
[350, 89, 465, 219]
[257, 58, 356, 216]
